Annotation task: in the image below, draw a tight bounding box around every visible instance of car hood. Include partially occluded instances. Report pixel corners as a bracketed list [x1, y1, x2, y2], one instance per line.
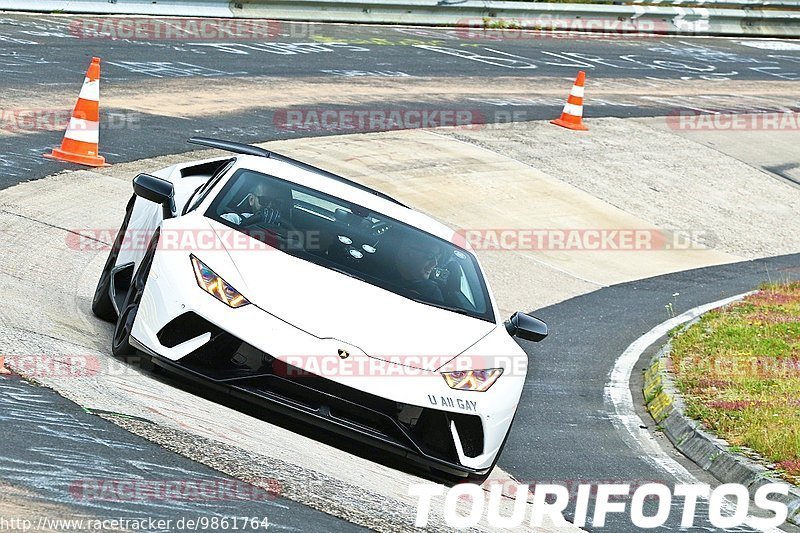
[210, 221, 495, 371]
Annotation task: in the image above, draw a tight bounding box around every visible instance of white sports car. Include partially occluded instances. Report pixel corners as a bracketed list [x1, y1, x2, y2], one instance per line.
[93, 137, 548, 482]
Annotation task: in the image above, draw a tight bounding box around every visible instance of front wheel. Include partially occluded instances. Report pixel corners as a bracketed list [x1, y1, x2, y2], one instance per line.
[111, 230, 159, 357]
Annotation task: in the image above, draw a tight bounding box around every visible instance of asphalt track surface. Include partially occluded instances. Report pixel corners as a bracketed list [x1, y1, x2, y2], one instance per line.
[0, 374, 362, 532]
[1, 13, 799, 186]
[2, 11, 800, 532]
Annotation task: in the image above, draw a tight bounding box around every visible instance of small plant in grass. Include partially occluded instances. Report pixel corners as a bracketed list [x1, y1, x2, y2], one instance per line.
[777, 459, 800, 484]
[670, 281, 800, 486]
[483, 18, 518, 30]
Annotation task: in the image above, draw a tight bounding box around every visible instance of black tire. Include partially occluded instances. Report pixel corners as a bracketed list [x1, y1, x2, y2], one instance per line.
[92, 194, 136, 322]
[111, 230, 159, 357]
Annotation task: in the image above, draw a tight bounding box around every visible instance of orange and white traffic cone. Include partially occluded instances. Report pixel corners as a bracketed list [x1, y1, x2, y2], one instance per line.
[44, 56, 109, 167]
[551, 70, 588, 131]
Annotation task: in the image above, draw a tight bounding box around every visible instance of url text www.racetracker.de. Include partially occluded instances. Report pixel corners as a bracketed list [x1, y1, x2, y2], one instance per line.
[410, 482, 789, 528]
[0, 516, 270, 532]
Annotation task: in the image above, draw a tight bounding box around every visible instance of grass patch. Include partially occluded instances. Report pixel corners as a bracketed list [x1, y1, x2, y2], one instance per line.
[671, 281, 800, 486]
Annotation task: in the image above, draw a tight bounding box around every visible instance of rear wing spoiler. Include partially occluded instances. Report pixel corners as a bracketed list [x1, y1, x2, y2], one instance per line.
[187, 137, 408, 208]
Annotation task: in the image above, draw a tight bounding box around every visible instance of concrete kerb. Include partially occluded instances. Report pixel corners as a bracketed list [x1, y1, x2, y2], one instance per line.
[643, 321, 800, 527]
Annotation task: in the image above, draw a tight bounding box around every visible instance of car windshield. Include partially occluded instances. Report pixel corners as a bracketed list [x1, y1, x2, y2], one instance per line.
[206, 168, 494, 322]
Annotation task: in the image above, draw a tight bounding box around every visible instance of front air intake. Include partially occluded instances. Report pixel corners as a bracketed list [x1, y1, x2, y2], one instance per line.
[157, 312, 222, 348]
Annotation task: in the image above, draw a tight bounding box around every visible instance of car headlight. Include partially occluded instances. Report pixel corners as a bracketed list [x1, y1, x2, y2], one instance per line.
[190, 255, 249, 308]
[441, 368, 503, 392]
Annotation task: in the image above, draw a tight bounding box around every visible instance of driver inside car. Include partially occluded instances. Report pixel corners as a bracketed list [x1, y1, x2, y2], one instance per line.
[220, 180, 281, 226]
[394, 235, 444, 304]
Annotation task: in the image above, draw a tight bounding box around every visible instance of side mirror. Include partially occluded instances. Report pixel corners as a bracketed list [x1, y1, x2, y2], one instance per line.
[505, 312, 548, 342]
[133, 173, 175, 219]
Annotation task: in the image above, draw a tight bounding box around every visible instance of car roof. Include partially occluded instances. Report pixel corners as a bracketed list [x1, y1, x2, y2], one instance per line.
[234, 154, 468, 248]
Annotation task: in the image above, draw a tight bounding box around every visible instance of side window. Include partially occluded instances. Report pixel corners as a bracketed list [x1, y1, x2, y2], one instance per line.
[184, 159, 235, 215]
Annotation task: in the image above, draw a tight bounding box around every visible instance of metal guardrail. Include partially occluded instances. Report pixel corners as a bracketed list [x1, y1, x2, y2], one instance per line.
[1, 0, 799, 37]
[632, 0, 800, 6]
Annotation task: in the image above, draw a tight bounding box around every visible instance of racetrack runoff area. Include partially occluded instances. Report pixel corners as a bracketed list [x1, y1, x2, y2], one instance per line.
[1, 115, 799, 531]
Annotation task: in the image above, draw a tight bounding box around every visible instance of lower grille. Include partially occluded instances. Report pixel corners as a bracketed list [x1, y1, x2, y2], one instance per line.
[168, 326, 485, 464]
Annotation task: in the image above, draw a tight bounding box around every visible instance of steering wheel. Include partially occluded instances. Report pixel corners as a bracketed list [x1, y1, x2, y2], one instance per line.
[240, 208, 303, 248]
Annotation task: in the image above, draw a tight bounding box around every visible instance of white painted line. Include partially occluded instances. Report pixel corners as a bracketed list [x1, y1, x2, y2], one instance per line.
[604, 291, 784, 533]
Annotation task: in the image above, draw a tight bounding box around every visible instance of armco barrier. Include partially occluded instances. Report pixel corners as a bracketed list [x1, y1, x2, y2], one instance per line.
[634, 0, 800, 6]
[1, 0, 799, 36]
[636, 0, 800, 6]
